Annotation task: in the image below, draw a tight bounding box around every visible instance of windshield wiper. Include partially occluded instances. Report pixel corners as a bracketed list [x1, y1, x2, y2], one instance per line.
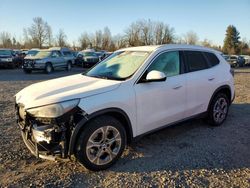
[85, 74, 125, 81]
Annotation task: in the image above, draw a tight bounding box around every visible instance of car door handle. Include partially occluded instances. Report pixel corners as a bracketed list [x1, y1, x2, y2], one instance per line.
[208, 78, 215, 81]
[172, 85, 182, 90]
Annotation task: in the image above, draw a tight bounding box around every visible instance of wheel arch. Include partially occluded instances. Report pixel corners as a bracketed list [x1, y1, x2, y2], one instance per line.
[67, 60, 72, 64]
[68, 107, 133, 155]
[45, 61, 53, 68]
[207, 85, 232, 112]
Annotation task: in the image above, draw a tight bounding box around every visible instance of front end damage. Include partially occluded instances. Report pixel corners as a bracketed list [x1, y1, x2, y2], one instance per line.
[15, 103, 86, 161]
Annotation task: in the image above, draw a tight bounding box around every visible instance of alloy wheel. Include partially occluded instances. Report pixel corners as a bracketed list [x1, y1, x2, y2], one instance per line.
[213, 97, 228, 123]
[86, 126, 121, 166]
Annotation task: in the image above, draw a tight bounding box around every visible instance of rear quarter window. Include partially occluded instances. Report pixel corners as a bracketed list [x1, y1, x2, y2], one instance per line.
[204, 52, 220, 67]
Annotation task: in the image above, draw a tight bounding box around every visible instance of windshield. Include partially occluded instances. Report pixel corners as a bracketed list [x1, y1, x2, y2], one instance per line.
[34, 51, 51, 58]
[83, 52, 96, 56]
[27, 50, 39, 56]
[0, 50, 12, 56]
[85, 51, 150, 80]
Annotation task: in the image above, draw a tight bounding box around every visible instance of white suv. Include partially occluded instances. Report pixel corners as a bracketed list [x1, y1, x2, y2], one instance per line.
[15, 44, 235, 171]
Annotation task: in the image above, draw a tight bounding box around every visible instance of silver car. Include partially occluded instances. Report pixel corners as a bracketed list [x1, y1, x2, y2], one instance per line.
[23, 49, 72, 74]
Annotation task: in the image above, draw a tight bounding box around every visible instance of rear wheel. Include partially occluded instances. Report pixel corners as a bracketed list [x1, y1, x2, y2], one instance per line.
[45, 63, 53, 74]
[207, 93, 229, 126]
[75, 116, 126, 171]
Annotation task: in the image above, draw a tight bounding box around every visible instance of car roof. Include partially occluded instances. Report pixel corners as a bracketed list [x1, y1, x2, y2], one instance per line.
[0, 48, 12, 51]
[49, 47, 71, 51]
[117, 44, 221, 53]
[29, 48, 40, 51]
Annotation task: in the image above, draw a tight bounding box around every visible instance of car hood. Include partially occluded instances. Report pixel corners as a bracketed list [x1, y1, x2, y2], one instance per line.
[15, 74, 121, 109]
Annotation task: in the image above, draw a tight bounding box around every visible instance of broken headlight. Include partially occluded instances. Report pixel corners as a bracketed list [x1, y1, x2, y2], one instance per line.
[27, 99, 79, 118]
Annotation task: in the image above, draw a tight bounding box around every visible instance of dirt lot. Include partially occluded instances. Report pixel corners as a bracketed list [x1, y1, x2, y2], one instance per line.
[0, 68, 249, 187]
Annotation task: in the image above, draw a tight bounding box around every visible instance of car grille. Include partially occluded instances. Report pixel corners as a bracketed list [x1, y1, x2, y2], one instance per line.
[24, 60, 35, 67]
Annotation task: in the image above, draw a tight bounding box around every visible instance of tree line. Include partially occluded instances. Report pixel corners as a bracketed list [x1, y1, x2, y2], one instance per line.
[0, 17, 249, 55]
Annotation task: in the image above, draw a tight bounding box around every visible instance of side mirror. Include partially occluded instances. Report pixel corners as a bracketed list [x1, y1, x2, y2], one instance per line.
[144, 70, 166, 82]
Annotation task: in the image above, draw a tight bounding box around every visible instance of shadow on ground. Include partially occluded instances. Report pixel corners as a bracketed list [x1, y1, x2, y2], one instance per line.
[103, 103, 250, 173]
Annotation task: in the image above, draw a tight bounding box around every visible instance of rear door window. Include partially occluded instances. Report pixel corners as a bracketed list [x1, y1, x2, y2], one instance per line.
[184, 51, 209, 72]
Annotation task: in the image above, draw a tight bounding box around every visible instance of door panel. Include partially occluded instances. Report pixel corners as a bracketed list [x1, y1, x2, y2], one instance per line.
[134, 51, 187, 135]
[134, 75, 187, 135]
[185, 69, 216, 117]
[183, 50, 218, 118]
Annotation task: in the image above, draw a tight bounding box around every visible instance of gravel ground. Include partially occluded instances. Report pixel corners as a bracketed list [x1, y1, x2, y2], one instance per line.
[0, 67, 249, 187]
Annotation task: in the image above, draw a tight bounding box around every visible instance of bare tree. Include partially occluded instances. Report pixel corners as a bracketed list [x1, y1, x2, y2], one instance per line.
[79, 32, 91, 50]
[102, 27, 112, 50]
[184, 31, 199, 45]
[125, 20, 175, 46]
[154, 22, 175, 44]
[94, 30, 102, 49]
[25, 17, 52, 48]
[47, 25, 53, 47]
[56, 29, 67, 47]
[138, 19, 154, 45]
[113, 34, 127, 49]
[201, 38, 212, 47]
[125, 22, 141, 46]
[0, 32, 12, 48]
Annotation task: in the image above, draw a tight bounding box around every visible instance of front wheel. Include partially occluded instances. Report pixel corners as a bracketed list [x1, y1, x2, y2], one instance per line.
[207, 93, 229, 126]
[45, 63, 53, 74]
[75, 116, 126, 171]
[66, 62, 72, 71]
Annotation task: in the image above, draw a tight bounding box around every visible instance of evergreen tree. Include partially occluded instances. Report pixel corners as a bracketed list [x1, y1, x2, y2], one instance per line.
[223, 25, 240, 54]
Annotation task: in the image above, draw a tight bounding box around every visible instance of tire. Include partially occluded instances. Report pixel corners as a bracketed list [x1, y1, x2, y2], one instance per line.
[45, 63, 53, 74]
[75, 115, 126, 171]
[207, 93, 229, 126]
[23, 69, 32, 74]
[66, 62, 72, 71]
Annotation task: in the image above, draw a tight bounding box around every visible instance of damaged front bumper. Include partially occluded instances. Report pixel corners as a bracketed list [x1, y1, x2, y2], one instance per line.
[15, 103, 85, 161]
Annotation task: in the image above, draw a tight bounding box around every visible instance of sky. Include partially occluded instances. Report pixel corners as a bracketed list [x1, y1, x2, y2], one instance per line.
[0, 0, 250, 46]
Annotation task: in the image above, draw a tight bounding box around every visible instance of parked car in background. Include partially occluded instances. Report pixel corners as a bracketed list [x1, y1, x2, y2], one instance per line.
[96, 50, 107, 61]
[26, 48, 40, 57]
[227, 55, 238, 67]
[49, 47, 75, 65]
[15, 44, 235, 171]
[77, 49, 99, 68]
[21, 49, 28, 56]
[240, 55, 250, 66]
[221, 54, 229, 61]
[23, 49, 72, 74]
[237, 56, 245, 67]
[0, 48, 18, 68]
[13, 49, 24, 67]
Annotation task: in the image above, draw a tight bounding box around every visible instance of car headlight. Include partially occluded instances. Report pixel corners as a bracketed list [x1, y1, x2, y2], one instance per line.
[27, 99, 79, 118]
